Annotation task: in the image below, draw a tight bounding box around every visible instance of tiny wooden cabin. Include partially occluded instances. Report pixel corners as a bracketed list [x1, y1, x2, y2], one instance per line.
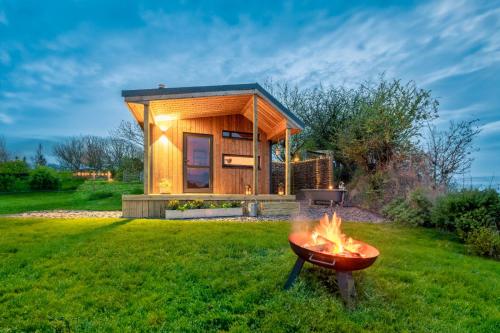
[121, 83, 304, 217]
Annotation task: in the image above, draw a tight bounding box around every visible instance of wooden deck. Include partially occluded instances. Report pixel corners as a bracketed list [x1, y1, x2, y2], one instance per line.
[122, 194, 298, 218]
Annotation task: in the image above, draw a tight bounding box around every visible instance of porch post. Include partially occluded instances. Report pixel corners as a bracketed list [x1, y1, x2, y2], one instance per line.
[143, 102, 151, 195]
[285, 127, 291, 195]
[253, 94, 259, 195]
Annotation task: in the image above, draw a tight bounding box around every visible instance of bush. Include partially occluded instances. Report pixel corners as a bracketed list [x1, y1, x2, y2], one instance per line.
[455, 207, 496, 240]
[382, 189, 432, 226]
[28, 167, 61, 191]
[0, 160, 29, 174]
[465, 227, 500, 258]
[431, 189, 500, 231]
[87, 191, 114, 200]
[0, 174, 16, 192]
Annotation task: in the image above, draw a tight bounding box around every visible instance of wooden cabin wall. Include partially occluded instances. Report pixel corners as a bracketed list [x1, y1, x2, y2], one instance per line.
[151, 114, 270, 194]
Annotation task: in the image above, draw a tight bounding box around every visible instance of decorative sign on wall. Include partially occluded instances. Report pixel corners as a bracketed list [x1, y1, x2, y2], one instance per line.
[222, 154, 260, 169]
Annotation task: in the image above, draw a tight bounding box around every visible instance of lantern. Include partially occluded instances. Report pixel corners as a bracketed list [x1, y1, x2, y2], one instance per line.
[278, 182, 285, 195]
[245, 184, 252, 195]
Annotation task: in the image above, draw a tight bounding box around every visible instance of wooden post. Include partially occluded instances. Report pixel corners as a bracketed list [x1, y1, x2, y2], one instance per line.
[285, 127, 291, 195]
[143, 103, 151, 195]
[253, 95, 258, 195]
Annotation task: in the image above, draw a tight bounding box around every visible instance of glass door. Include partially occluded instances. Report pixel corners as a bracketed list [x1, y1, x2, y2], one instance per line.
[183, 133, 213, 193]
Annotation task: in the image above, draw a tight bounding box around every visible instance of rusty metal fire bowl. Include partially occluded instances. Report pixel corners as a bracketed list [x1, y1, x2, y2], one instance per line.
[284, 214, 380, 307]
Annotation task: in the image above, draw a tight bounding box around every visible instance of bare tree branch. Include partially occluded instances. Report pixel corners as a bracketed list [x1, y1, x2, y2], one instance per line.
[426, 119, 481, 187]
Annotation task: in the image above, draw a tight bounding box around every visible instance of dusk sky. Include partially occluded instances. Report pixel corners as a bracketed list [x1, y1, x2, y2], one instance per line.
[0, 0, 499, 178]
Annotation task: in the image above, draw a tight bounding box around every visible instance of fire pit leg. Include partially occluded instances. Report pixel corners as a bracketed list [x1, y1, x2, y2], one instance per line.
[336, 271, 356, 308]
[284, 257, 305, 290]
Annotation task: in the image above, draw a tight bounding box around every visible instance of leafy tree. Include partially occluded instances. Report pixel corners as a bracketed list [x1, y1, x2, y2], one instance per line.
[337, 78, 438, 172]
[28, 166, 61, 190]
[264, 80, 351, 162]
[32, 143, 47, 167]
[426, 119, 481, 187]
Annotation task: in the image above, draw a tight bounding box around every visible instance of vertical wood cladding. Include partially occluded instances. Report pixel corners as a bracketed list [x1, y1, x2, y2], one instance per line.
[150, 114, 270, 194]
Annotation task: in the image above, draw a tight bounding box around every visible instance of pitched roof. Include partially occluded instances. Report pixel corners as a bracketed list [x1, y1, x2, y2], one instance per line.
[122, 83, 304, 129]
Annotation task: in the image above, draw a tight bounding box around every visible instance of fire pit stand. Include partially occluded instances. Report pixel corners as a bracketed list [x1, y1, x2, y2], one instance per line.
[284, 257, 357, 307]
[285, 228, 379, 308]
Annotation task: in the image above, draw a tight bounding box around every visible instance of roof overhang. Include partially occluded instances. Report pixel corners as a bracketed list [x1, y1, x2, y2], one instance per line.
[122, 83, 305, 135]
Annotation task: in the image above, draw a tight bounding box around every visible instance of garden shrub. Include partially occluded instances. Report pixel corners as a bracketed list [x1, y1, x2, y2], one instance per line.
[455, 207, 496, 240]
[28, 167, 61, 191]
[382, 189, 432, 226]
[465, 227, 500, 258]
[431, 189, 500, 231]
[87, 191, 114, 200]
[0, 160, 30, 174]
[0, 174, 16, 192]
[0, 160, 30, 192]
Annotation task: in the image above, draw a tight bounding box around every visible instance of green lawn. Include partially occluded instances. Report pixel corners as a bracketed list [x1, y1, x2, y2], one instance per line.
[0, 181, 142, 214]
[0, 219, 498, 332]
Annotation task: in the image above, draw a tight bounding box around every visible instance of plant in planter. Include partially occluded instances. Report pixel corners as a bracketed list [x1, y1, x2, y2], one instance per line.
[159, 178, 172, 194]
[164, 200, 243, 219]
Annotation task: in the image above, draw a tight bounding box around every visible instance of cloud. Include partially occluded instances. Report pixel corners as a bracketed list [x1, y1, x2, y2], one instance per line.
[1, 0, 500, 175]
[481, 120, 500, 135]
[0, 112, 13, 124]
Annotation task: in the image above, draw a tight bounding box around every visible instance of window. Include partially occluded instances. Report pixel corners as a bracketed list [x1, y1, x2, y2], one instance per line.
[222, 154, 260, 169]
[222, 130, 260, 141]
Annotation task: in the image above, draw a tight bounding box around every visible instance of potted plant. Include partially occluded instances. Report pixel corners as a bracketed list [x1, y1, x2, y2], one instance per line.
[159, 178, 172, 194]
[164, 200, 244, 219]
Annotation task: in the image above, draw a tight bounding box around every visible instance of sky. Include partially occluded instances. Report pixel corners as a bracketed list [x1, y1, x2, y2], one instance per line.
[0, 0, 499, 177]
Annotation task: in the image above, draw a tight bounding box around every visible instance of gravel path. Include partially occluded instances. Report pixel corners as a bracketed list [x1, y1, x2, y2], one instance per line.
[1, 210, 122, 219]
[1, 202, 385, 223]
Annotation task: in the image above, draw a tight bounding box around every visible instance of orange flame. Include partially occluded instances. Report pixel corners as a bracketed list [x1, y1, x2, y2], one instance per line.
[308, 213, 363, 257]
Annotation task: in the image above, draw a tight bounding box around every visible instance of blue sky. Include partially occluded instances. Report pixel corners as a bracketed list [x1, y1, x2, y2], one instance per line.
[0, 0, 499, 177]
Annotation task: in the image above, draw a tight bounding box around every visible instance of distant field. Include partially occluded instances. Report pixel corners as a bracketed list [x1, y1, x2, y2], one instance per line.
[0, 219, 498, 332]
[0, 181, 142, 214]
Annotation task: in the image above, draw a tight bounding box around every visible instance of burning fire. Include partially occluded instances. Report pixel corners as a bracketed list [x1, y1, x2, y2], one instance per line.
[305, 213, 364, 257]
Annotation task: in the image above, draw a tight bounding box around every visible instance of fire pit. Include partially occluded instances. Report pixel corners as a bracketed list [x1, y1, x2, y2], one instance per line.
[284, 213, 379, 307]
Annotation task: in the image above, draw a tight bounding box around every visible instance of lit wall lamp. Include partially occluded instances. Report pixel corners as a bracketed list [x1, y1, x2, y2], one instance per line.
[245, 184, 252, 195]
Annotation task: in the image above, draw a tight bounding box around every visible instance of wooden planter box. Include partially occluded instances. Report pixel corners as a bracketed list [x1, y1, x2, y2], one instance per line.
[164, 207, 244, 219]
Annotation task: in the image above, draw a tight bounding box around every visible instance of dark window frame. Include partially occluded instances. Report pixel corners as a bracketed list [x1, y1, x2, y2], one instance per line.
[222, 153, 261, 170]
[222, 130, 260, 141]
[183, 132, 213, 193]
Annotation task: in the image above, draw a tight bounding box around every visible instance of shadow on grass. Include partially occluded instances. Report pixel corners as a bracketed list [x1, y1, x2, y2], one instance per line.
[6, 219, 136, 266]
[290, 265, 371, 304]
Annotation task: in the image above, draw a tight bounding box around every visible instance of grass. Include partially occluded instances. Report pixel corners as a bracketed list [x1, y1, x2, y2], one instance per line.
[0, 180, 142, 214]
[0, 218, 498, 332]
